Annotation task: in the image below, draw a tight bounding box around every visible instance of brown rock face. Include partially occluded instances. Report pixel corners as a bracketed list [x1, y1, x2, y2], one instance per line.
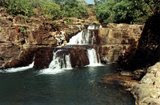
[0, 10, 86, 68]
[98, 23, 143, 63]
[119, 14, 160, 70]
[34, 47, 53, 69]
[99, 45, 130, 63]
[31, 22, 57, 45]
[32, 46, 89, 69]
[0, 43, 20, 67]
[69, 46, 89, 67]
[3, 47, 36, 68]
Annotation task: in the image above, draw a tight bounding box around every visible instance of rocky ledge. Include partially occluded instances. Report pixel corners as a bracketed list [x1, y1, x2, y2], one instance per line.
[100, 63, 160, 105]
[131, 62, 160, 105]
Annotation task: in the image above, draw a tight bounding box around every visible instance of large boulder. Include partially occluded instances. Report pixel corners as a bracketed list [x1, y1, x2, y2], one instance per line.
[132, 62, 160, 105]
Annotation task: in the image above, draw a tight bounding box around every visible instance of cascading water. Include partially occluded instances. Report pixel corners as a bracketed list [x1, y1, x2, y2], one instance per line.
[68, 24, 102, 66]
[40, 49, 72, 74]
[49, 50, 72, 70]
[87, 48, 102, 66]
[68, 30, 89, 45]
[41, 24, 102, 74]
[68, 27, 96, 45]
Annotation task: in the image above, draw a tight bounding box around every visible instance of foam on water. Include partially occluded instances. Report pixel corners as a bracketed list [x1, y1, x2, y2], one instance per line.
[39, 68, 73, 75]
[0, 62, 34, 73]
[39, 50, 72, 75]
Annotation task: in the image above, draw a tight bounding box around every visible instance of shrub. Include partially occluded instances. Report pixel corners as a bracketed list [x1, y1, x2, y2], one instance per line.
[39, 0, 61, 19]
[95, 0, 152, 24]
[61, 0, 88, 18]
[6, 0, 33, 16]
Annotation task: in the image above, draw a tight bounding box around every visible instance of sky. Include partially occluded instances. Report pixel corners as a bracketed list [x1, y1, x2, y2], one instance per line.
[85, 0, 94, 4]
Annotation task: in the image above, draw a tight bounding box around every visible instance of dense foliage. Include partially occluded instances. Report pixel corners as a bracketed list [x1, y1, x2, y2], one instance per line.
[0, 0, 88, 19]
[6, 0, 33, 16]
[39, 1, 61, 19]
[61, 0, 88, 18]
[95, 0, 160, 24]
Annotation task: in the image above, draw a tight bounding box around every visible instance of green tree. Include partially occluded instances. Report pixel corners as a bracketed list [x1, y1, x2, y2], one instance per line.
[6, 0, 33, 16]
[53, 0, 88, 18]
[95, 0, 153, 24]
[39, 0, 61, 19]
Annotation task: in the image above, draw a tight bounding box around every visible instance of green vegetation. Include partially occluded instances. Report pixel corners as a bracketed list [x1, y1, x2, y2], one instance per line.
[60, 0, 88, 18]
[0, 0, 88, 19]
[6, 0, 33, 16]
[39, 1, 61, 19]
[1, 0, 159, 24]
[95, 0, 160, 24]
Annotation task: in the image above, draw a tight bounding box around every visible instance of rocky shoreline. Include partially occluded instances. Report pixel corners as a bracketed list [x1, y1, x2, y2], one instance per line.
[101, 62, 160, 105]
[131, 63, 160, 105]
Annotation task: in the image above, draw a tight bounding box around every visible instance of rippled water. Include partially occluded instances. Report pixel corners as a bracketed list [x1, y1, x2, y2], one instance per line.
[0, 65, 135, 105]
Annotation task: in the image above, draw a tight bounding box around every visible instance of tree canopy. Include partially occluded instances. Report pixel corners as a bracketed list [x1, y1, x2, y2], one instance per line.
[95, 0, 160, 24]
[0, 0, 88, 19]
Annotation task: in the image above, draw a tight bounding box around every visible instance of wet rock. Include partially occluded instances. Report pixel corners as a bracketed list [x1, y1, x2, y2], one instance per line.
[34, 47, 53, 69]
[100, 73, 137, 88]
[69, 46, 89, 67]
[133, 69, 146, 80]
[3, 47, 36, 68]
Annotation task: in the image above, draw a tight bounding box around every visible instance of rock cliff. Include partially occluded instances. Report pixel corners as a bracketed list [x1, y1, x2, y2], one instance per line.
[0, 7, 143, 69]
[0, 8, 92, 69]
[119, 14, 160, 70]
[99, 23, 143, 63]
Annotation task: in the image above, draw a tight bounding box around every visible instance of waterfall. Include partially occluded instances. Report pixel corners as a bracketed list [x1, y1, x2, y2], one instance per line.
[40, 49, 72, 74]
[68, 24, 102, 67]
[68, 30, 92, 45]
[49, 50, 72, 70]
[87, 48, 102, 66]
[40, 24, 102, 74]
[0, 62, 34, 73]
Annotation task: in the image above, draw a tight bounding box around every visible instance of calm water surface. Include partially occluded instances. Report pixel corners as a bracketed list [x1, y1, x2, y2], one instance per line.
[0, 65, 135, 105]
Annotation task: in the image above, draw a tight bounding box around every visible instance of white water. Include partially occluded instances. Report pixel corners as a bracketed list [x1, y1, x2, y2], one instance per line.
[88, 25, 100, 30]
[0, 62, 34, 73]
[87, 48, 103, 66]
[68, 30, 92, 45]
[36, 24, 103, 74]
[40, 50, 72, 74]
[49, 50, 72, 69]
[68, 24, 101, 45]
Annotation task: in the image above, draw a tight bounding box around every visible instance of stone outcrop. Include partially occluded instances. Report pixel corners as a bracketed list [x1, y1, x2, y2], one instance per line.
[0, 43, 21, 68]
[131, 62, 160, 105]
[3, 47, 36, 68]
[0, 7, 144, 69]
[119, 14, 160, 70]
[34, 47, 53, 69]
[0, 8, 92, 68]
[69, 46, 89, 67]
[98, 23, 143, 63]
